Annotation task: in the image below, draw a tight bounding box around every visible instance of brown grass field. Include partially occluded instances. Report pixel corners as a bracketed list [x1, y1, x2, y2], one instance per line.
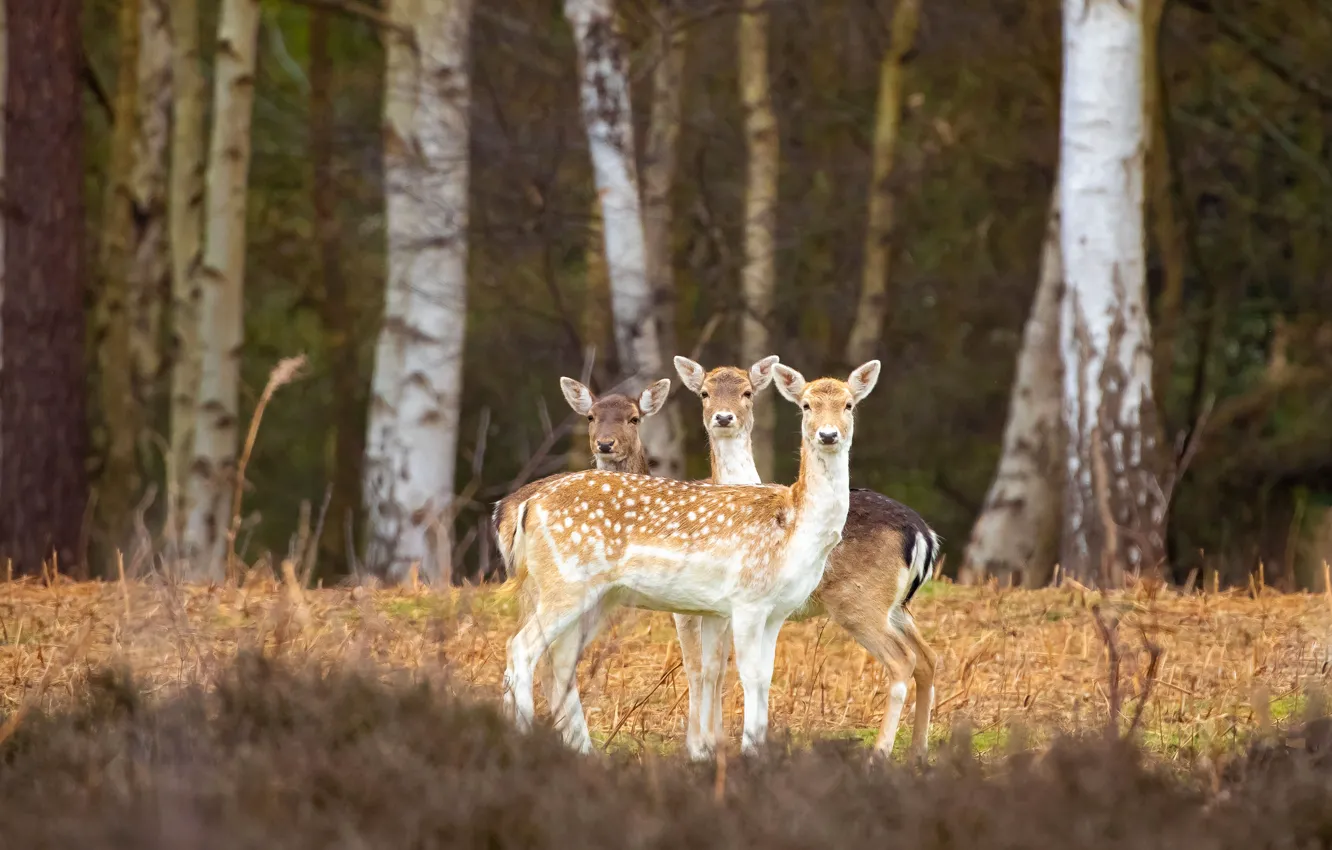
[2, 571, 1330, 759]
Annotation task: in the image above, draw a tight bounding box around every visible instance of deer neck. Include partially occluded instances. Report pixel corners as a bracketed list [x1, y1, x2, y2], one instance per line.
[708, 431, 761, 485]
[789, 439, 851, 547]
[594, 451, 651, 476]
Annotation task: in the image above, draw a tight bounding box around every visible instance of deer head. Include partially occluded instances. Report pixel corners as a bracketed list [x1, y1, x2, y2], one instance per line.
[673, 355, 779, 440]
[560, 377, 670, 472]
[773, 360, 881, 452]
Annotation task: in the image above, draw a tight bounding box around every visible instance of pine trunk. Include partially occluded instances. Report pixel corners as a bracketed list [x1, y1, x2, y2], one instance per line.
[958, 188, 1063, 587]
[167, 0, 205, 557]
[183, 0, 261, 579]
[563, 0, 683, 479]
[94, 0, 142, 561]
[0, 1, 7, 483]
[0, 0, 90, 577]
[310, 7, 362, 576]
[1058, 0, 1166, 588]
[737, 0, 778, 482]
[363, 0, 474, 584]
[844, 0, 919, 367]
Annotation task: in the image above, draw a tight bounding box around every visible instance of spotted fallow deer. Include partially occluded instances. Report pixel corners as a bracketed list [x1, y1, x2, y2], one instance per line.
[674, 355, 941, 761]
[494, 362, 780, 751]
[500, 360, 883, 755]
[492, 376, 669, 736]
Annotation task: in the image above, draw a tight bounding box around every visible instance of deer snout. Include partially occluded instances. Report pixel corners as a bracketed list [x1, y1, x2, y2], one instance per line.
[712, 411, 735, 428]
[816, 427, 842, 446]
[596, 439, 616, 454]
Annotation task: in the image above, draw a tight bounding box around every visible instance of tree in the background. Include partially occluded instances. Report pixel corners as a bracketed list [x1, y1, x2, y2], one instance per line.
[363, 0, 475, 584]
[168, 0, 205, 555]
[563, 0, 683, 479]
[844, 0, 920, 368]
[642, 0, 686, 368]
[310, 6, 362, 575]
[0, 2, 7, 486]
[641, 0, 688, 474]
[737, 0, 778, 481]
[184, 0, 262, 578]
[959, 187, 1064, 587]
[1058, 0, 1165, 588]
[0, 0, 90, 577]
[94, 0, 143, 561]
[130, 0, 172, 437]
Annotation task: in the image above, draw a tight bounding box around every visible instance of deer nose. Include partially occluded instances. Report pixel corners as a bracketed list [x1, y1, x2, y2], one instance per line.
[816, 428, 841, 446]
[713, 412, 735, 427]
[596, 440, 615, 453]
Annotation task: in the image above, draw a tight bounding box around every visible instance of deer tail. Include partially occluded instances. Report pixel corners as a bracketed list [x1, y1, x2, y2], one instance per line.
[901, 526, 942, 607]
[492, 494, 530, 590]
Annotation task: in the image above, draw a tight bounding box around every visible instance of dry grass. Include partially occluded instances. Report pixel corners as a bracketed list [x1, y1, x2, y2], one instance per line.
[2, 572, 1329, 759]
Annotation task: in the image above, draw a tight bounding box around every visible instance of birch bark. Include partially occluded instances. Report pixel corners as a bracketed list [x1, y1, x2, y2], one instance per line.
[563, 0, 683, 479]
[959, 188, 1063, 587]
[183, 0, 261, 578]
[737, 0, 778, 481]
[1059, 0, 1166, 587]
[167, 0, 206, 554]
[363, 0, 474, 583]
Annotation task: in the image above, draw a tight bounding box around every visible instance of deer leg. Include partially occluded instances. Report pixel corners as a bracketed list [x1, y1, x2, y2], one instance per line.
[731, 607, 782, 756]
[897, 609, 937, 762]
[546, 598, 613, 753]
[831, 605, 916, 758]
[672, 613, 710, 759]
[504, 594, 601, 735]
[698, 614, 733, 756]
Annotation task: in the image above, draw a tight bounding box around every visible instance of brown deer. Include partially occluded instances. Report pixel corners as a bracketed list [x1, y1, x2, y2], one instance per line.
[674, 355, 940, 761]
[500, 360, 883, 755]
[492, 376, 669, 737]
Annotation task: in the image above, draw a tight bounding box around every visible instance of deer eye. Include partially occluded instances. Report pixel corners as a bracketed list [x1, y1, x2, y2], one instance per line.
[700, 391, 709, 399]
[845, 403, 853, 411]
[742, 391, 753, 399]
[802, 402, 811, 411]
[587, 415, 594, 422]
[630, 416, 640, 425]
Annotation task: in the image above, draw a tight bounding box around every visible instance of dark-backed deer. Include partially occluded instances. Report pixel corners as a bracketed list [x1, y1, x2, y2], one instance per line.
[501, 361, 882, 755]
[492, 376, 669, 739]
[675, 355, 940, 761]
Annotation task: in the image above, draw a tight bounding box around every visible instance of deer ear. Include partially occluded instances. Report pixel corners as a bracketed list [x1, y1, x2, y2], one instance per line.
[672, 356, 706, 395]
[638, 379, 671, 417]
[772, 364, 807, 405]
[748, 355, 780, 393]
[847, 360, 881, 404]
[560, 377, 595, 416]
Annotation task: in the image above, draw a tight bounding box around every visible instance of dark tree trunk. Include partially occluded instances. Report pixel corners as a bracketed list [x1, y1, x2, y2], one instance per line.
[310, 8, 362, 578]
[0, 0, 90, 578]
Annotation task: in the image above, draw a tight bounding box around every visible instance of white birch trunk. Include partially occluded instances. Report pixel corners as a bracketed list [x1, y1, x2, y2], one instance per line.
[167, 0, 206, 555]
[563, 0, 683, 480]
[959, 188, 1063, 587]
[183, 0, 261, 579]
[362, 0, 474, 584]
[737, 0, 779, 482]
[130, 0, 172, 415]
[1058, 0, 1166, 588]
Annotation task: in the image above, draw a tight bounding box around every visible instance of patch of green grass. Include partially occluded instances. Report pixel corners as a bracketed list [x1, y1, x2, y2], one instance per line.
[1269, 693, 1306, 723]
[377, 594, 455, 623]
[911, 580, 955, 602]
